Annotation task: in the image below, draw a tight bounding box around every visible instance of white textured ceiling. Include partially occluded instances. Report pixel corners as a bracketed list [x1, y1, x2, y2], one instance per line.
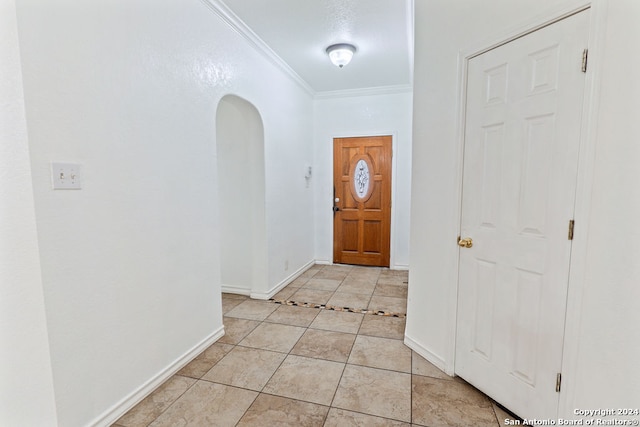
[219, 0, 413, 94]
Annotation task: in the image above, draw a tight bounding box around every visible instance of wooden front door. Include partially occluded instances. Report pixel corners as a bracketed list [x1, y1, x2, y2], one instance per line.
[333, 136, 391, 267]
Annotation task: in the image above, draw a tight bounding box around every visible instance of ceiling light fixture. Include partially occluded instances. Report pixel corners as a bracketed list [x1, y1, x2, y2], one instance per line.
[326, 43, 356, 68]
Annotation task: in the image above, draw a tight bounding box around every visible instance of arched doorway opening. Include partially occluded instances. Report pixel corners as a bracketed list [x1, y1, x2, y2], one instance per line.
[216, 95, 267, 296]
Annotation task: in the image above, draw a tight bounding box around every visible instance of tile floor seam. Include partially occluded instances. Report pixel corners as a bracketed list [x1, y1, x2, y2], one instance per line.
[258, 391, 333, 412]
[270, 298, 406, 318]
[289, 350, 355, 364]
[326, 343, 350, 413]
[261, 355, 344, 408]
[233, 342, 294, 356]
[142, 375, 199, 427]
[344, 360, 412, 376]
[263, 339, 296, 394]
[215, 338, 284, 424]
[410, 353, 414, 426]
[492, 402, 501, 425]
[260, 362, 346, 409]
[289, 307, 350, 423]
[331, 369, 412, 424]
[249, 320, 325, 411]
[327, 408, 411, 426]
[212, 381, 261, 425]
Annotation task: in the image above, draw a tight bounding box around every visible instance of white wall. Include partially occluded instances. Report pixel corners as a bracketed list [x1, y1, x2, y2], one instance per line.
[261, 80, 315, 295]
[408, 0, 640, 418]
[0, 1, 58, 425]
[13, 0, 314, 424]
[313, 90, 413, 269]
[217, 95, 267, 295]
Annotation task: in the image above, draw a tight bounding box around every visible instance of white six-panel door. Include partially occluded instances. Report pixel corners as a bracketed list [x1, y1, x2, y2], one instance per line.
[456, 10, 589, 419]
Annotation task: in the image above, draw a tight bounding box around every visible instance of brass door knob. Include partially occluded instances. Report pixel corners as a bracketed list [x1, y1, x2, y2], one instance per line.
[458, 237, 473, 248]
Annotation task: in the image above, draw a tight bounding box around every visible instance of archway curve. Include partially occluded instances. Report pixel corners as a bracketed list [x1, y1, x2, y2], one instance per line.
[215, 94, 267, 296]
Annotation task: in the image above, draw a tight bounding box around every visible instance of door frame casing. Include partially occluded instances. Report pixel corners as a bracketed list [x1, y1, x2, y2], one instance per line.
[330, 131, 399, 268]
[447, 0, 607, 418]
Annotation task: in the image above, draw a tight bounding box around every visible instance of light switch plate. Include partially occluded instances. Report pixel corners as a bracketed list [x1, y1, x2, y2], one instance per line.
[51, 162, 81, 190]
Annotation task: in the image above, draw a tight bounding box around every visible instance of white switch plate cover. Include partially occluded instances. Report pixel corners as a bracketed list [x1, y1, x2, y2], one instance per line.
[51, 162, 82, 189]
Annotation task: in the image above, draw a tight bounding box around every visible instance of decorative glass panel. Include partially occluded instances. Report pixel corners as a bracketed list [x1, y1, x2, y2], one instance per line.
[354, 159, 370, 199]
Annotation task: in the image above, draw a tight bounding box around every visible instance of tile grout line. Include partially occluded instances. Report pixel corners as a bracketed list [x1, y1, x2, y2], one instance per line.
[410, 345, 414, 426]
[325, 316, 358, 420]
[141, 373, 201, 427]
[228, 307, 305, 425]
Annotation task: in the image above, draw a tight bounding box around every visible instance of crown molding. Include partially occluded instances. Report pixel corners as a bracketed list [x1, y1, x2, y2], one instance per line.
[200, 0, 316, 97]
[314, 84, 413, 100]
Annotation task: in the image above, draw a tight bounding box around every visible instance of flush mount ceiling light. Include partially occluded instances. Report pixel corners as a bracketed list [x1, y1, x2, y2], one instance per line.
[326, 43, 356, 68]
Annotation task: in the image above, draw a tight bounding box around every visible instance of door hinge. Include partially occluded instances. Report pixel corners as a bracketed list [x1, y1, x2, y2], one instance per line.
[556, 373, 562, 393]
[581, 49, 588, 73]
[568, 220, 575, 240]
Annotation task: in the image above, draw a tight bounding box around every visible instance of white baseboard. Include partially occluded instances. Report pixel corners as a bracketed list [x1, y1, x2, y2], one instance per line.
[404, 334, 453, 376]
[221, 284, 251, 296]
[90, 326, 225, 427]
[315, 259, 409, 270]
[251, 259, 316, 300]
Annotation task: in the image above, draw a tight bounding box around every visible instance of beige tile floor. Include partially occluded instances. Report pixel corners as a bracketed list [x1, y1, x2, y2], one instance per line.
[113, 264, 521, 427]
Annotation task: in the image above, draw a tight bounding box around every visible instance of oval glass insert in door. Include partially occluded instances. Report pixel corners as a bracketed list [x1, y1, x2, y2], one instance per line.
[350, 154, 374, 202]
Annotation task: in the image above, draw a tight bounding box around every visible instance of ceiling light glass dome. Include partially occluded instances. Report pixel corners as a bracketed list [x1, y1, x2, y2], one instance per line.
[326, 43, 356, 68]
